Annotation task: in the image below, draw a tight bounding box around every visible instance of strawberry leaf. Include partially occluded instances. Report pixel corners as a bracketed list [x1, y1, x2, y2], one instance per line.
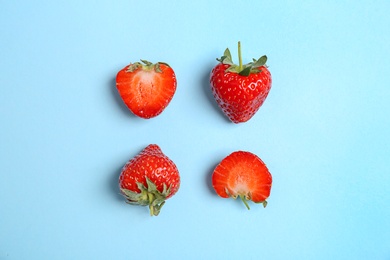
[217, 48, 234, 65]
[120, 177, 170, 216]
[162, 183, 171, 197]
[238, 67, 252, 76]
[136, 182, 146, 191]
[215, 42, 269, 77]
[154, 63, 162, 73]
[252, 55, 267, 68]
[223, 57, 234, 65]
[120, 188, 149, 206]
[225, 65, 239, 73]
[224, 48, 232, 60]
[140, 59, 152, 66]
[126, 63, 141, 72]
[223, 48, 233, 63]
[120, 188, 139, 200]
[145, 177, 157, 192]
[255, 200, 268, 208]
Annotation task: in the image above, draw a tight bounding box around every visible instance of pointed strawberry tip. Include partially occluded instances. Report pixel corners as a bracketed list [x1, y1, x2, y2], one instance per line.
[144, 144, 161, 152]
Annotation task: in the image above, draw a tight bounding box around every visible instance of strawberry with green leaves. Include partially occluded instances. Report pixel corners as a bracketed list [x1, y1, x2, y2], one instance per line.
[119, 144, 180, 216]
[210, 42, 272, 123]
[116, 60, 177, 119]
[212, 150, 272, 210]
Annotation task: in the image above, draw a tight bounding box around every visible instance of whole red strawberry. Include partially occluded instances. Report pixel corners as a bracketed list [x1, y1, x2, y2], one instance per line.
[210, 42, 272, 123]
[116, 60, 177, 119]
[119, 144, 180, 216]
[212, 150, 272, 209]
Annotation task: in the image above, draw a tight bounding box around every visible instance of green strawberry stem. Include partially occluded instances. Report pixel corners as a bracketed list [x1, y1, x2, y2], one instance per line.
[148, 193, 156, 216]
[239, 195, 251, 210]
[238, 41, 243, 71]
[147, 193, 166, 216]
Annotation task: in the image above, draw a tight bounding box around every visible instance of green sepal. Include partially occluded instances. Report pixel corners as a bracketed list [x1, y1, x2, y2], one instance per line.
[225, 188, 268, 210]
[120, 177, 172, 216]
[154, 63, 162, 73]
[225, 64, 239, 73]
[125, 63, 142, 72]
[136, 181, 147, 191]
[252, 55, 267, 68]
[140, 59, 153, 66]
[120, 188, 149, 206]
[125, 60, 168, 74]
[145, 177, 157, 192]
[216, 42, 268, 77]
[224, 48, 232, 60]
[238, 67, 252, 76]
[217, 48, 234, 65]
[157, 62, 170, 67]
[255, 200, 268, 208]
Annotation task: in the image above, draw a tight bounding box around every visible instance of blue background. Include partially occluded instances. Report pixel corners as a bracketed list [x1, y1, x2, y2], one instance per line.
[1, 1, 390, 259]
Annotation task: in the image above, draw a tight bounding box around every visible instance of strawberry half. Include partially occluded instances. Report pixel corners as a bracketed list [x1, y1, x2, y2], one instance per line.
[212, 150, 272, 210]
[210, 42, 272, 123]
[119, 144, 180, 216]
[116, 60, 177, 119]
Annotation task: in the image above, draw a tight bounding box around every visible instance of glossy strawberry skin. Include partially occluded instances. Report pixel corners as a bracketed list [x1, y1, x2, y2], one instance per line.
[119, 144, 180, 199]
[210, 63, 272, 123]
[212, 151, 272, 208]
[116, 62, 176, 119]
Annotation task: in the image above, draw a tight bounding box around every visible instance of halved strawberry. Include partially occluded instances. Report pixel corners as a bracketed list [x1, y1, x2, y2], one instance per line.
[116, 60, 177, 119]
[212, 150, 272, 209]
[119, 144, 180, 216]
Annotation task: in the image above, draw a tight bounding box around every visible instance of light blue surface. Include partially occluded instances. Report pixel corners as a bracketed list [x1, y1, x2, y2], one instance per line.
[1, 1, 390, 259]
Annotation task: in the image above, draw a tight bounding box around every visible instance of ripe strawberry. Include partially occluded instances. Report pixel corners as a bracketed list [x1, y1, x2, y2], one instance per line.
[210, 42, 272, 123]
[211, 150, 272, 210]
[116, 60, 177, 119]
[119, 144, 180, 216]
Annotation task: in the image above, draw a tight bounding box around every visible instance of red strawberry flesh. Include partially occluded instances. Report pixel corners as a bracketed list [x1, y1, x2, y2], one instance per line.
[116, 62, 176, 119]
[212, 151, 272, 209]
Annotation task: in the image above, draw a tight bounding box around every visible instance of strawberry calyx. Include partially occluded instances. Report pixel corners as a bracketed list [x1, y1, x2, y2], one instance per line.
[216, 41, 268, 76]
[120, 177, 171, 216]
[125, 59, 170, 74]
[239, 195, 268, 210]
[226, 189, 268, 210]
